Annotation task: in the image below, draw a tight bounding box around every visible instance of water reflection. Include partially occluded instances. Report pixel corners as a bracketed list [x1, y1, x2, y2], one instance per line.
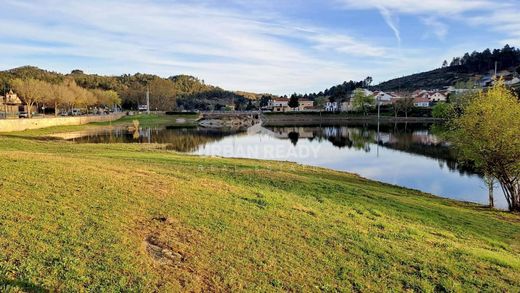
[70, 123, 505, 208]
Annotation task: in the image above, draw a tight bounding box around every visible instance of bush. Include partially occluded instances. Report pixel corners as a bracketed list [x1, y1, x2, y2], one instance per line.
[432, 102, 455, 119]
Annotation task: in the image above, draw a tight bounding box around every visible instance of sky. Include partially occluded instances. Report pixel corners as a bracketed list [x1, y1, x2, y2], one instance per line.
[1, 0, 519, 95]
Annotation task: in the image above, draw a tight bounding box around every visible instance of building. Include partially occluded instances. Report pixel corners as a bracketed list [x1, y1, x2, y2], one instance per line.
[0, 90, 24, 118]
[413, 97, 430, 107]
[429, 91, 448, 102]
[267, 98, 314, 112]
[298, 100, 314, 111]
[340, 100, 352, 112]
[372, 91, 397, 105]
[324, 101, 338, 112]
[268, 98, 289, 112]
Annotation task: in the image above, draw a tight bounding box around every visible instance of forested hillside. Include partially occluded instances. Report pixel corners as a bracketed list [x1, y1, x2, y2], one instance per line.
[376, 45, 520, 91]
[0, 66, 258, 111]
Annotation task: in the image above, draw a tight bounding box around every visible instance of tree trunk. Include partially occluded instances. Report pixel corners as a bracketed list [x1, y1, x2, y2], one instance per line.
[27, 102, 33, 118]
[488, 179, 494, 208]
[498, 176, 520, 212]
[483, 175, 495, 208]
[54, 102, 58, 117]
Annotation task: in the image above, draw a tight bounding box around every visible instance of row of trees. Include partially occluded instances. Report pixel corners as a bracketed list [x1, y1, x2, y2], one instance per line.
[275, 77, 373, 106]
[10, 78, 120, 118]
[0, 66, 230, 111]
[351, 89, 416, 117]
[444, 45, 520, 73]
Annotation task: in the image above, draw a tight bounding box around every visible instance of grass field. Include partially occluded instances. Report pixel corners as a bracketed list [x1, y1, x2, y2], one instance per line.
[0, 117, 519, 291]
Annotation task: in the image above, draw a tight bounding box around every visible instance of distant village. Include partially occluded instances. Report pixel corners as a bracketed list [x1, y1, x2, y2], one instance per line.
[262, 88, 451, 113]
[262, 69, 520, 113]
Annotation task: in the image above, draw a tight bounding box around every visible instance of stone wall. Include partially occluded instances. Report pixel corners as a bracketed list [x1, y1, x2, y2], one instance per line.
[0, 113, 125, 133]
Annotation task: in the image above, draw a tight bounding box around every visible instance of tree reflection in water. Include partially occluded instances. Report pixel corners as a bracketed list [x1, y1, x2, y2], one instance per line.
[71, 123, 476, 175]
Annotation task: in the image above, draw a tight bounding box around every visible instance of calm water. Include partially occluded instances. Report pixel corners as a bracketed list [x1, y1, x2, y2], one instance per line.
[70, 123, 506, 208]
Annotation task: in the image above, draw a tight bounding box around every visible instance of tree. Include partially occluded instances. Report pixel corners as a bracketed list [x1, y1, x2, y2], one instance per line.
[314, 96, 327, 108]
[449, 91, 475, 116]
[395, 97, 414, 118]
[351, 89, 375, 116]
[288, 95, 299, 109]
[10, 78, 47, 118]
[149, 77, 176, 111]
[92, 89, 121, 109]
[431, 102, 455, 120]
[364, 76, 373, 87]
[49, 83, 72, 116]
[452, 80, 520, 211]
[442, 60, 448, 68]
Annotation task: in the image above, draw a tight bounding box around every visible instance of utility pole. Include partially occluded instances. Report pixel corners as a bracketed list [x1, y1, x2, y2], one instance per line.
[146, 86, 150, 115]
[377, 95, 380, 158]
[2, 84, 6, 119]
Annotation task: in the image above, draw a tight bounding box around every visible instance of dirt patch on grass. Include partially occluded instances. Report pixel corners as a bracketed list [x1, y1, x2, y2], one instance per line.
[145, 235, 185, 265]
[138, 216, 215, 291]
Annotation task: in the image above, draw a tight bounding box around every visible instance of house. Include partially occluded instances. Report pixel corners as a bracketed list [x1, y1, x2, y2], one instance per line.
[429, 91, 448, 102]
[413, 97, 430, 107]
[268, 98, 314, 112]
[298, 100, 314, 111]
[479, 74, 493, 87]
[412, 90, 429, 98]
[0, 90, 24, 118]
[269, 98, 289, 112]
[324, 101, 338, 112]
[372, 91, 396, 105]
[504, 76, 520, 86]
[340, 100, 352, 112]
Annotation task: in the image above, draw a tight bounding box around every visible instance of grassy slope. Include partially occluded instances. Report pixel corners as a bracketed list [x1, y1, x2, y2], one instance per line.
[0, 120, 519, 291]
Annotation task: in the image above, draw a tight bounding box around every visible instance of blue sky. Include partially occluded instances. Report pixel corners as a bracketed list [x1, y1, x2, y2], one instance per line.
[1, 0, 519, 95]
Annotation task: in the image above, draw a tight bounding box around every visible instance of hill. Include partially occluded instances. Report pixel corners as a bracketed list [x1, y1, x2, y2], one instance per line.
[0, 66, 263, 111]
[0, 120, 519, 291]
[376, 45, 520, 92]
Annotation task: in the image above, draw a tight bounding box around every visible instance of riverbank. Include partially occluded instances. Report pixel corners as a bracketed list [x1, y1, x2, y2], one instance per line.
[262, 112, 443, 126]
[0, 127, 519, 291]
[0, 113, 199, 138]
[0, 113, 125, 132]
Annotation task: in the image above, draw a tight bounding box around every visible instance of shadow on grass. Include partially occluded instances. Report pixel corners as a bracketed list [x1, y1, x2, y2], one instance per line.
[0, 278, 48, 292]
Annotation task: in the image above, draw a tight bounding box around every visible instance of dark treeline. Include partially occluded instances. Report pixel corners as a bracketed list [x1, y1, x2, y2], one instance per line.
[0, 66, 255, 111]
[177, 90, 251, 111]
[446, 45, 520, 73]
[274, 77, 372, 107]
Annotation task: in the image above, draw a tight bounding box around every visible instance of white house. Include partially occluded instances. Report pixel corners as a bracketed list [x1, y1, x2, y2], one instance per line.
[413, 97, 430, 107]
[430, 91, 448, 102]
[268, 98, 289, 112]
[373, 91, 395, 104]
[324, 101, 338, 112]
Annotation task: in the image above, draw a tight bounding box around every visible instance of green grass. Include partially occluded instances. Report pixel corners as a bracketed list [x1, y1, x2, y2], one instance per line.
[0, 129, 519, 291]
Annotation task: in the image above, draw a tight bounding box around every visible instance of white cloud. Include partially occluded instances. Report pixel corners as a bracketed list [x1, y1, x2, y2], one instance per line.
[0, 0, 389, 94]
[421, 17, 448, 40]
[338, 0, 494, 15]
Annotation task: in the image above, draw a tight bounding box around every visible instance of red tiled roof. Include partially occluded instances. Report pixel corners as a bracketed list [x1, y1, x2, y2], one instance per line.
[414, 97, 430, 103]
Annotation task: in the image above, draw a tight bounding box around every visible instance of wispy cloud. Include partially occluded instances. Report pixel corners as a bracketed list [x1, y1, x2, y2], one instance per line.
[377, 6, 401, 45]
[336, 0, 511, 43]
[421, 17, 448, 40]
[0, 0, 389, 94]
